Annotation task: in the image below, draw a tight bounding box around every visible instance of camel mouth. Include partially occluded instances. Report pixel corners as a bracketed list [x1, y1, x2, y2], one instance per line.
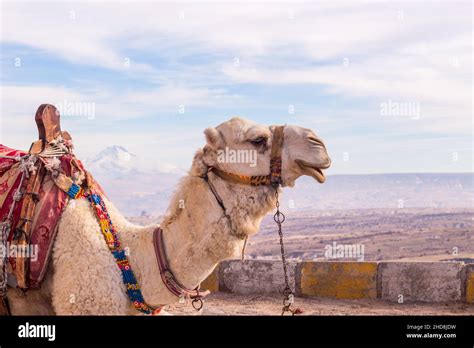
[295, 159, 326, 183]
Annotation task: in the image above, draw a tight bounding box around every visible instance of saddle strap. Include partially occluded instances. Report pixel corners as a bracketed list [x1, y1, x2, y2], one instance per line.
[13, 159, 45, 289]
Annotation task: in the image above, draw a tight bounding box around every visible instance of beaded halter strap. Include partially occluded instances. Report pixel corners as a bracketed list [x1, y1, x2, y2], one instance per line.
[207, 125, 285, 187]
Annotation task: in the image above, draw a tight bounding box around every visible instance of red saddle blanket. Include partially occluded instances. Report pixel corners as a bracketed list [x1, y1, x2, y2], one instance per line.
[0, 144, 78, 288]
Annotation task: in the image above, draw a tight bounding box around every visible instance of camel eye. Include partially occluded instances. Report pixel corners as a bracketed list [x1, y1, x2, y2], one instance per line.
[250, 137, 267, 146]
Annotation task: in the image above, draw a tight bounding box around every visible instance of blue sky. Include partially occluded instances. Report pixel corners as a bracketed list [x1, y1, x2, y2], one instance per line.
[0, 1, 472, 174]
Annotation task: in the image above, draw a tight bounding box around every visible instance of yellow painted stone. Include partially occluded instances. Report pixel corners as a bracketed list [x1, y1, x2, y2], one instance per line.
[466, 268, 474, 304]
[299, 261, 378, 299]
[200, 266, 219, 292]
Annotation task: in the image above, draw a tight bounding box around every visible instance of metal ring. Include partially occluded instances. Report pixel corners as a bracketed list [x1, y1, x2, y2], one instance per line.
[191, 298, 203, 311]
[273, 211, 285, 224]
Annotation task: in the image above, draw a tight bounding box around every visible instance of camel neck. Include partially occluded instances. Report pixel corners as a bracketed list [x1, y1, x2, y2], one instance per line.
[160, 175, 244, 288]
[124, 172, 276, 306]
[112, 175, 242, 306]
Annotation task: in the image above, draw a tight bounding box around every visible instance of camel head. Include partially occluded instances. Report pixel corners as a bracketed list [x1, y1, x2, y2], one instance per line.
[199, 117, 331, 187]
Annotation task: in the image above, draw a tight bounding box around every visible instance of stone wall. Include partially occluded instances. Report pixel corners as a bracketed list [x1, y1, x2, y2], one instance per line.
[200, 260, 474, 303]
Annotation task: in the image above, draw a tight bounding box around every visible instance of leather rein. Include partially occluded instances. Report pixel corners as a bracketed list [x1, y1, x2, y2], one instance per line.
[152, 126, 286, 311]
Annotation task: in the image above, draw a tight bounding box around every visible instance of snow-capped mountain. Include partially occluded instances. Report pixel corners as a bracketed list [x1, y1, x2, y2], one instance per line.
[84, 146, 183, 216]
[86, 145, 137, 175]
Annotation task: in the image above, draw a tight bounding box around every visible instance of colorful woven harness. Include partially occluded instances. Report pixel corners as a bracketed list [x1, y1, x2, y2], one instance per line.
[66, 184, 154, 314]
[66, 184, 209, 314]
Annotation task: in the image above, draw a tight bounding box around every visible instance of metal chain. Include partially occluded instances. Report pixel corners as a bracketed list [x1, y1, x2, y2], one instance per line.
[273, 188, 302, 316]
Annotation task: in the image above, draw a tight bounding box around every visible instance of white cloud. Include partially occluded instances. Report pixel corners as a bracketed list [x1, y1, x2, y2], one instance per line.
[2, 2, 470, 98]
[1, 1, 471, 174]
[0, 83, 239, 150]
[0, 82, 237, 118]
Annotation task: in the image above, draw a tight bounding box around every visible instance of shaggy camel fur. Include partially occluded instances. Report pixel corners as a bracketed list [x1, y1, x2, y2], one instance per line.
[7, 117, 330, 315]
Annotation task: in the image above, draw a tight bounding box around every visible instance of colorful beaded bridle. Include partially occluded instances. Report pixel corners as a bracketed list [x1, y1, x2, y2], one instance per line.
[206, 125, 285, 188]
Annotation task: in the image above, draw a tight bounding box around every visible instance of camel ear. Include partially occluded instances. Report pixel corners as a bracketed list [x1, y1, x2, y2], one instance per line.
[204, 127, 223, 149]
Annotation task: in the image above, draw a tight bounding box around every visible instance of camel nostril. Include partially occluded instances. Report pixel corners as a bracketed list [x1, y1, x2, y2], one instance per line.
[308, 136, 324, 147]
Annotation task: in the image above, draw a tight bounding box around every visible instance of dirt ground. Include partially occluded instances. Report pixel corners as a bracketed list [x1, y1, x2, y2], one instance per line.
[167, 292, 474, 316]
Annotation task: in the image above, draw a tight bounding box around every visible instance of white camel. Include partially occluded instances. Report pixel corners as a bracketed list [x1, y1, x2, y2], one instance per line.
[7, 117, 330, 315]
